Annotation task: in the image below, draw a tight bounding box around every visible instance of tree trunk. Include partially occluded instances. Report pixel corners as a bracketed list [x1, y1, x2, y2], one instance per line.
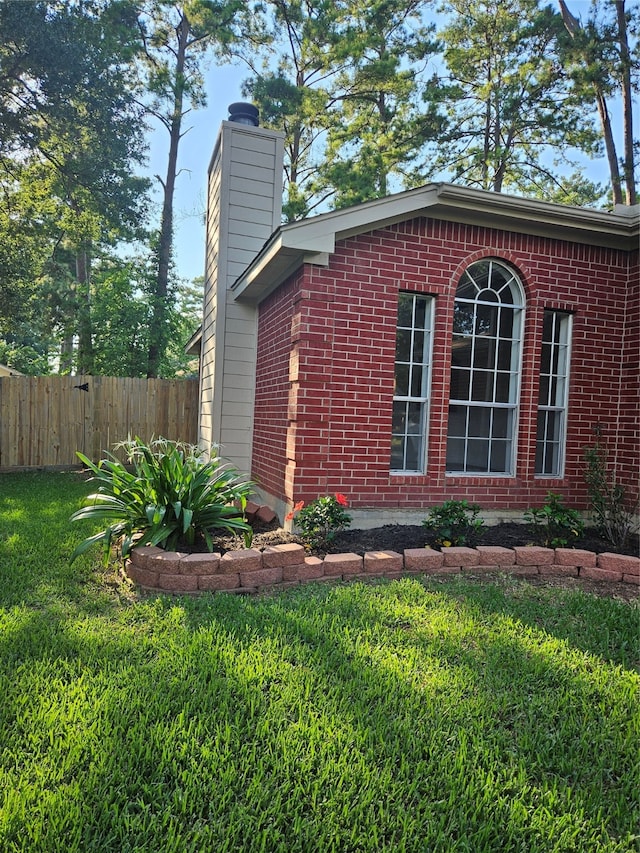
[559, 0, 622, 205]
[595, 89, 623, 205]
[75, 246, 94, 374]
[377, 91, 388, 197]
[59, 334, 74, 375]
[146, 12, 190, 378]
[483, 55, 492, 191]
[616, 0, 636, 205]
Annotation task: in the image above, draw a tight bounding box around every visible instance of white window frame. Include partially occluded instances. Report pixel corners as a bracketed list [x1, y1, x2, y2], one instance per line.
[391, 293, 434, 474]
[446, 259, 525, 476]
[535, 310, 572, 477]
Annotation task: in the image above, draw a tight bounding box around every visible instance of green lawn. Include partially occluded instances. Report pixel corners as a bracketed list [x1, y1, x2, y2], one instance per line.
[1, 472, 638, 852]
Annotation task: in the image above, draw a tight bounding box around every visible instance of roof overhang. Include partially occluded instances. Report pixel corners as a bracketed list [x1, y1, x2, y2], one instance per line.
[0, 363, 24, 376]
[185, 326, 202, 355]
[231, 182, 639, 305]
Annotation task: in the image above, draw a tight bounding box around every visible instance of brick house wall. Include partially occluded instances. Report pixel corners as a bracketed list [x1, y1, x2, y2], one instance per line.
[252, 215, 638, 518]
[620, 250, 639, 496]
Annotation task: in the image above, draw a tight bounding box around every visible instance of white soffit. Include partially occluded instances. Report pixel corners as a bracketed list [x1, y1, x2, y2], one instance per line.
[231, 183, 640, 304]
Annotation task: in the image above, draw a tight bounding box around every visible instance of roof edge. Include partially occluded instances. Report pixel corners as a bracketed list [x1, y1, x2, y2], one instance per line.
[232, 182, 640, 304]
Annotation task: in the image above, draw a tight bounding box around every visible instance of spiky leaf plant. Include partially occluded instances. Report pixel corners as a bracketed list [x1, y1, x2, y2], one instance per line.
[70, 437, 254, 564]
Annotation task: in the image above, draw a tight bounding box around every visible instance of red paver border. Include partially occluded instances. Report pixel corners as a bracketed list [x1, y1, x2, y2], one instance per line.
[127, 544, 640, 595]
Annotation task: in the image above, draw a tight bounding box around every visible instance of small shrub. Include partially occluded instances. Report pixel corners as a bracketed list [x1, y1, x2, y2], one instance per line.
[583, 434, 638, 550]
[422, 499, 485, 548]
[287, 493, 352, 551]
[524, 491, 584, 548]
[70, 437, 254, 564]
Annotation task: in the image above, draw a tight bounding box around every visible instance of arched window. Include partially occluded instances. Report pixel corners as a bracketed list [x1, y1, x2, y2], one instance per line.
[446, 259, 524, 475]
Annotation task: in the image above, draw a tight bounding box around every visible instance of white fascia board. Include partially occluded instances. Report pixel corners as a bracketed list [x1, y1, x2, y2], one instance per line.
[230, 230, 333, 303]
[185, 325, 202, 355]
[231, 183, 639, 304]
[231, 186, 441, 303]
[281, 184, 441, 245]
[433, 184, 640, 245]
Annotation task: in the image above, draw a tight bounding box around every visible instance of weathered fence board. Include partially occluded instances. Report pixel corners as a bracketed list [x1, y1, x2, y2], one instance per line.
[0, 376, 199, 469]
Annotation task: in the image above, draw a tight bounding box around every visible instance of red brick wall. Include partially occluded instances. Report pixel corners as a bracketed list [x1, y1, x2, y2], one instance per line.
[618, 248, 639, 497]
[252, 216, 639, 514]
[253, 270, 302, 502]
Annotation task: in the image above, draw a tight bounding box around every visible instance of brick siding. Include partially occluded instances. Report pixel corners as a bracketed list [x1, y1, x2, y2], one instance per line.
[252, 216, 639, 514]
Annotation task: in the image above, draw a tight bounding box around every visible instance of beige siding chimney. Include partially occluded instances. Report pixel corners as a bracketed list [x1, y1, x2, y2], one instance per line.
[199, 110, 284, 472]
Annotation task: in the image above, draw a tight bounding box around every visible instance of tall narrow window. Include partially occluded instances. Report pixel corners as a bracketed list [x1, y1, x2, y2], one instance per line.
[446, 259, 524, 475]
[391, 293, 434, 472]
[535, 311, 572, 476]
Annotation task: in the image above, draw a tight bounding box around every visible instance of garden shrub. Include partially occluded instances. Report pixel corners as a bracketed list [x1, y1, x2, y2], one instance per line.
[287, 493, 352, 551]
[70, 437, 254, 563]
[524, 491, 584, 548]
[422, 499, 485, 548]
[583, 433, 638, 550]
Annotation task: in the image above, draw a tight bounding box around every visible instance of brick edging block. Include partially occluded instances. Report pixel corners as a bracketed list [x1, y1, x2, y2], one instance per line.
[262, 543, 307, 568]
[364, 550, 403, 574]
[442, 547, 479, 568]
[126, 543, 640, 593]
[514, 546, 554, 566]
[581, 566, 624, 583]
[597, 552, 640, 576]
[403, 548, 443, 571]
[323, 553, 363, 576]
[555, 548, 596, 568]
[475, 546, 515, 566]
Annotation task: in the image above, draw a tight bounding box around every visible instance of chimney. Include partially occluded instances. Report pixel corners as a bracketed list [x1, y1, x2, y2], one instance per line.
[199, 103, 284, 472]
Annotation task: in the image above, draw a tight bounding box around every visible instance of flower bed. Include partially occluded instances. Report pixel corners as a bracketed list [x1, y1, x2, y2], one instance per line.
[126, 542, 640, 595]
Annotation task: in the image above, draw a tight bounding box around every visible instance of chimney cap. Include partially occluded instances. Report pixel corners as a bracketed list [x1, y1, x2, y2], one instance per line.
[228, 102, 259, 126]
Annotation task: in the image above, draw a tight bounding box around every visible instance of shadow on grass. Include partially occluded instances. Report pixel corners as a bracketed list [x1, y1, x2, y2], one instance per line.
[411, 572, 640, 671]
[1, 577, 638, 851]
[1, 473, 638, 850]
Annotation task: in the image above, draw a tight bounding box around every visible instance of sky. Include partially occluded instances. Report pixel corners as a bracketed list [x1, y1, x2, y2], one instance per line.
[145, 63, 248, 284]
[145, 1, 622, 285]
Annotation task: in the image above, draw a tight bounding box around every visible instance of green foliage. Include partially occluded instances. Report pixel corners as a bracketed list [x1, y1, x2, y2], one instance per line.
[87, 260, 200, 378]
[422, 499, 485, 548]
[583, 435, 638, 550]
[0, 332, 50, 376]
[240, 0, 341, 221]
[289, 493, 352, 550]
[69, 437, 254, 564]
[559, 0, 639, 205]
[137, 0, 247, 375]
[518, 169, 607, 208]
[0, 0, 149, 375]
[524, 491, 584, 548]
[320, 0, 442, 208]
[242, 0, 444, 218]
[419, 0, 601, 194]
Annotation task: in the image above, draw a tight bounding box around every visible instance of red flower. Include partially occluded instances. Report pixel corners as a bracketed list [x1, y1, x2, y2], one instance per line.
[286, 500, 305, 521]
[335, 493, 348, 507]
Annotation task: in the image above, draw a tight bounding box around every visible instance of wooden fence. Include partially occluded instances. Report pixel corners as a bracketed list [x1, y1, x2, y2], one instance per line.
[0, 376, 199, 470]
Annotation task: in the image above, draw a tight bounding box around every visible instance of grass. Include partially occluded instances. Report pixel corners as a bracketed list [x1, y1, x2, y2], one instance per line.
[0, 471, 638, 852]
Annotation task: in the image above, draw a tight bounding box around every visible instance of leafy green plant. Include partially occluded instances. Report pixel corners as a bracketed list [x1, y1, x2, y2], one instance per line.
[69, 437, 254, 563]
[584, 433, 638, 550]
[524, 491, 584, 548]
[422, 499, 485, 548]
[287, 493, 352, 550]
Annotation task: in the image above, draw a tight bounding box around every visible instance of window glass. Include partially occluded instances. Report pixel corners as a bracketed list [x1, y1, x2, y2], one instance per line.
[391, 294, 434, 473]
[535, 311, 572, 476]
[446, 260, 524, 475]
